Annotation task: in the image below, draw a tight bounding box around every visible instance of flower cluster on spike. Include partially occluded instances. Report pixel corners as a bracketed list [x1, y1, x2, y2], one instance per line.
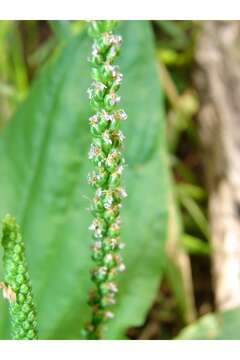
[1, 214, 38, 340]
[85, 20, 127, 339]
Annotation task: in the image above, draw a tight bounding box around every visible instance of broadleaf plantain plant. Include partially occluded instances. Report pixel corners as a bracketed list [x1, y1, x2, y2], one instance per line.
[85, 20, 127, 339]
[0, 20, 127, 341]
[0, 21, 168, 340]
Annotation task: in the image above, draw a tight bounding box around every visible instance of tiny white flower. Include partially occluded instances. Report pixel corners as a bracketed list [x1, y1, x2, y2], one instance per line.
[115, 217, 121, 226]
[89, 219, 97, 231]
[104, 202, 112, 210]
[111, 34, 122, 46]
[106, 150, 120, 166]
[96, 188, 103, 198]
[88, 144, 100, 160]
[105, 253, 114, 263]
[87, 172, 97, 186]
[118, 187, 128, 198]
[102, 32, 112, 46]
[105, 311, 114, 319]
[108, 92, 120, 106]
[94, 240, 102, 249]
[107, 282, 118, 293]
[97, 110, 113, 123]
[102, 130, 112, 145]
[118, 263, 126, 272]
[108, 294, 116, 305]
[114, 109, 127, 121]
[89, 219, 103, 238]
[107, 46, 117, 59]
[94, 81, 106, 92]
[111, 66, 119, 77]
[95, 228, 103, 238]
[116, 165, 124, 175]
[116, 130, 125, 142]
[115, 72, 123, 86]
[98, 266, 107, 276]
[109, 238, 118, 249]
[89, 114, 98, 126]
[105, 64, 122, 84]
[110, 149, 119, 159]
[103, 193, 113, 209]
[106, 152, 115, 167]
[111, 222, 120, 233]
[91, 43, 99, 58]
[104, 63, 115, 73]
[87, 87, 94, 99]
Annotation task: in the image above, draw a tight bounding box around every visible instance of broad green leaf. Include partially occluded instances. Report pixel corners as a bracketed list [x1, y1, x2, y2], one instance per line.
[177, 307, 240, 340]
[49, 21, 85, 42]
[0, 21, 169, 339]
[49, 21, 73, 41]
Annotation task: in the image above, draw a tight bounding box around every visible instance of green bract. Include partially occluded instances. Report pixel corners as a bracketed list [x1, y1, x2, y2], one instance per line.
[1, 215, 38, 340]
[86, 20, 127, 339]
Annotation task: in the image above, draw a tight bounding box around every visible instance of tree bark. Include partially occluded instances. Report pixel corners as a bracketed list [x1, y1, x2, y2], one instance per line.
[195, 21, 240, 310]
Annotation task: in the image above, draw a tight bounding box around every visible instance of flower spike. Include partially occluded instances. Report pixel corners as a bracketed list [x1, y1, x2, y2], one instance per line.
[85, 20, 127, 339]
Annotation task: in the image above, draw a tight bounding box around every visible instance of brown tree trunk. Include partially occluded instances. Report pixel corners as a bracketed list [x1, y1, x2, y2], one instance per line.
[195, 21, 240, 310]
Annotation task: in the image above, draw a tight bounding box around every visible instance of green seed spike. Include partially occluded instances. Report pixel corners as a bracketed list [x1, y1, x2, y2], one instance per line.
[85, 20, 127, 339]
[1, 214, 38, 340]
